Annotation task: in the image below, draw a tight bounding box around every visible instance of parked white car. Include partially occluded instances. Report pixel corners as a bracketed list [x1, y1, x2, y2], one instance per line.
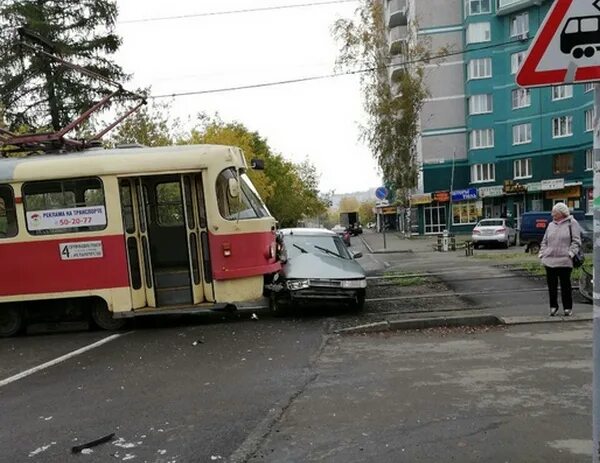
[472, 219, 517, 248]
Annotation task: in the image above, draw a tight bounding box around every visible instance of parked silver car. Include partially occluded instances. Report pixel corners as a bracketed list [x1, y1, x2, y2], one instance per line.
[270, 228, 367, 311]
[472, 218, 517, 248]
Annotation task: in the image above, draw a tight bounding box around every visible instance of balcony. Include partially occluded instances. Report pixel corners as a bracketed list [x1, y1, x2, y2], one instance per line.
[496, 0, 545, 16]
[388, 0, 408, 28]
[389, 25, 408, 55]
[390, 54, 407, 82]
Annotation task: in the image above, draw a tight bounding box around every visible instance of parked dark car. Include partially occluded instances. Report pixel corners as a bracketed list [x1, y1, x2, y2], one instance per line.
[520, 210, 589, 253]
[270, 228, 367, 312]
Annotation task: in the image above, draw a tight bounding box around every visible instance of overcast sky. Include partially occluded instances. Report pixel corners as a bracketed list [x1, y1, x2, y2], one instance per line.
[114, 0, 381, 195]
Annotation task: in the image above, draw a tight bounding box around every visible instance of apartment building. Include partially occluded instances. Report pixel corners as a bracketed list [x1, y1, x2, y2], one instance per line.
[385, 0, 594, 235]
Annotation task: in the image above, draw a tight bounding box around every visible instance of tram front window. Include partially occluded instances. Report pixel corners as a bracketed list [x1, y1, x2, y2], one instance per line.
[216, 168, 269, 220]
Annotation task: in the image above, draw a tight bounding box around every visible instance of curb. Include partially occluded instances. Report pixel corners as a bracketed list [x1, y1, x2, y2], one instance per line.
[335, 314, 502, 334]
[359, 235, 413, 254]
[335, 312, 593, 335]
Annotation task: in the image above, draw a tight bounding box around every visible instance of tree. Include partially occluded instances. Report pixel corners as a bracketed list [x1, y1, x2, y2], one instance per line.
[359, 200, 376, 224]
[109, 100, 175, 148]
[179, 114, 328, 228]
[333, 1, 438, 231]
[0, 0, 127, 132]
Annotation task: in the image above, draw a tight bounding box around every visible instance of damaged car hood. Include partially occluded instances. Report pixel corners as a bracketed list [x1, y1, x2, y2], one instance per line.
[282, 253, 365, 280]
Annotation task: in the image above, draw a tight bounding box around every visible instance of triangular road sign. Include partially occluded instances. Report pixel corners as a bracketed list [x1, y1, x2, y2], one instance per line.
[517, 0, 600, 88]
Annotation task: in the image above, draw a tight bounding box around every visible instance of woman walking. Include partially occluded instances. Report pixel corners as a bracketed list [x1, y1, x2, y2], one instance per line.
[539, 203, 582, 316]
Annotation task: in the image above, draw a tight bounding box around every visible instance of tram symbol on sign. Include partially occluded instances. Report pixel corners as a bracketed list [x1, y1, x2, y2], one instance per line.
[517, 0, 600, 87]
[560, 8, 600, 59]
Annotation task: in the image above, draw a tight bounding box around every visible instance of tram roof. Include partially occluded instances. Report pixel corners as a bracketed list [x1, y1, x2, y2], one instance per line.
[0, 144, 247, 183]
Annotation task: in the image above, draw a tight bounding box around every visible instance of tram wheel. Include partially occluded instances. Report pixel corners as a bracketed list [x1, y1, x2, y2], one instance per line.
[573, 48, 584, 59]
[0, 305, 25, 338]
[585, 47, 595, 58]
[90, 301, 126, 331]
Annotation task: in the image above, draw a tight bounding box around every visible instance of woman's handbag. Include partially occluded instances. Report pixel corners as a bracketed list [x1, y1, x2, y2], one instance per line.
[569, 222, 585, 268]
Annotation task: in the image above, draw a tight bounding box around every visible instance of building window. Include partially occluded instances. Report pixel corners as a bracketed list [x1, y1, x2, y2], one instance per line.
[469, 94, 493, 114]
[22, 177, 106, 235]
[586, 108, 595, 132]
[510, 12, 529, 37]
[470, 129, 494, 149]
[552, 116, 573, 138]
[0, 185, 18, 238]
[553, 154, 574, 174]
[514, 158, 532, 179]
[585, 83, 595, 93]
[511, 51, 526, 74]
[512, 123, 532, 145]
[586, 149, 593, 171]
[467, 22, 491, 43]
[467, 0, 491, 15]
[471, 163, 496, 183]
[512, 88, 531, 109]
[452, 201, 479, 225]
[552, 85, 573, 100]
[468, 58, 492, 79]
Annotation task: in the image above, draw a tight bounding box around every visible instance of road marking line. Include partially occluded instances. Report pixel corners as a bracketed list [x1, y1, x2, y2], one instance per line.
[0, 332, 131, 388]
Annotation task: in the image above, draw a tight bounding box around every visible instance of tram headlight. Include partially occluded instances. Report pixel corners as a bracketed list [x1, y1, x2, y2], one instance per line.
[286, 279, 310, 291]
[341, 279, 367, 289]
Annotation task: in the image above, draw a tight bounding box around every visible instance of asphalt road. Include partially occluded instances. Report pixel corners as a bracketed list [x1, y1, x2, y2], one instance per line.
[0, 237, 593, 462]
[0, 317, 325, 462]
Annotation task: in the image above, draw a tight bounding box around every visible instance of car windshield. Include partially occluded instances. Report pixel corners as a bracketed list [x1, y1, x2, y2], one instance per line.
[284, 234, 351, 259]
[477, 220, 504, 227]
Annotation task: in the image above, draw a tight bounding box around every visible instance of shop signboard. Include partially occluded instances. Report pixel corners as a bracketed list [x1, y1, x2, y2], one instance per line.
[410, 193, 433, 206]
[451, 188, 477, 202]
[541, 178, 565, 191]
[545, 185, 581, 200]
[433, 191, 450, 203]
[503, 180, 527, 195]
[478, 186, 504, 198]
[526, 182, 542, 193]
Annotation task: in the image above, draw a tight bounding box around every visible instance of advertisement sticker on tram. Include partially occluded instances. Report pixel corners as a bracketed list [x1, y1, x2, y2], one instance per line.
[26, 206, 107, 231]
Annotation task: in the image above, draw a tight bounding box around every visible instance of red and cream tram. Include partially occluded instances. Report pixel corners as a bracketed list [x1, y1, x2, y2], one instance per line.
[0, 144, 280, 336]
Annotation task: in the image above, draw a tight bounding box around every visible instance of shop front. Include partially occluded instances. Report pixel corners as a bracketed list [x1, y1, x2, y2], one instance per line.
[451, 188, 481, 233]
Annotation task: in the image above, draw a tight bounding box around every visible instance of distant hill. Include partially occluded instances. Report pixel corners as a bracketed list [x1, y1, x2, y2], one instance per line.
[331, 188, 377, 209]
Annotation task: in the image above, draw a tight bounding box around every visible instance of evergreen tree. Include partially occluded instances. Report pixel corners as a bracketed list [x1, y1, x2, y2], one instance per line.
[0, 0, 127, 132]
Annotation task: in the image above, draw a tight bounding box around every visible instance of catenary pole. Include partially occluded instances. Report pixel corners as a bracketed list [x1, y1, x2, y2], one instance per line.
[594, 83, 600, 463]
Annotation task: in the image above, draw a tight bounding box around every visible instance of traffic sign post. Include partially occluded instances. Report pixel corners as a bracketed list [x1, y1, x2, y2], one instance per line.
[517, 0, 600, 87]
[518, 3, 600, 459]
[375, 187, 389, 249]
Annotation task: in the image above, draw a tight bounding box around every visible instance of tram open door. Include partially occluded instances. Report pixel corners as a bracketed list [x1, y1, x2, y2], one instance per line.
[119, 173, 213, 310]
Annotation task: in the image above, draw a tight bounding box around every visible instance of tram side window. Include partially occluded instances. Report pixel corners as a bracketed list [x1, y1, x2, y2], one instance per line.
[23, 178, 106, 235]
[216, 168, 268, 221]
[0, 185, 18, 238]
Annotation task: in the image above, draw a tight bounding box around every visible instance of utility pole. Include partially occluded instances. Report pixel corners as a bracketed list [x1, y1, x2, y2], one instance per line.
[594, 83, 600, 463]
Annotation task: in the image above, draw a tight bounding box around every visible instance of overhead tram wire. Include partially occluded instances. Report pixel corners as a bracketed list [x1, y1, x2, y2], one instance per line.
[150, 38, 531, 99]
[119, 0, 358, 24]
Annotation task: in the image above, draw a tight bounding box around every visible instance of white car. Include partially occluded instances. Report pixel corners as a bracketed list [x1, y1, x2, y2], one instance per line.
[472, 219, 517, 248]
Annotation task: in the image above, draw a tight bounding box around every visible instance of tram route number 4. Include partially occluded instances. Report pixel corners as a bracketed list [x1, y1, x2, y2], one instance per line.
[59, 241, 104, 261]
[517, 0, 600, 87]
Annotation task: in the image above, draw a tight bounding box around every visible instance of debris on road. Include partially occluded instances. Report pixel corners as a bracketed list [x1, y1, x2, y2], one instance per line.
[71, 433, 115, 453]
[192, 340, 204, 346]
[251, 313, 259, 321]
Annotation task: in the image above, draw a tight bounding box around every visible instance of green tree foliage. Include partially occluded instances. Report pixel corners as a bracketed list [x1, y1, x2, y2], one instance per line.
[110, 100, 175, 148]
[333, 1, 432, 207]
[0, 0, 127, 131]
[359, 200, 375, 224]
[338, 196, 360, 213]
[180, 115, 327, 228]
